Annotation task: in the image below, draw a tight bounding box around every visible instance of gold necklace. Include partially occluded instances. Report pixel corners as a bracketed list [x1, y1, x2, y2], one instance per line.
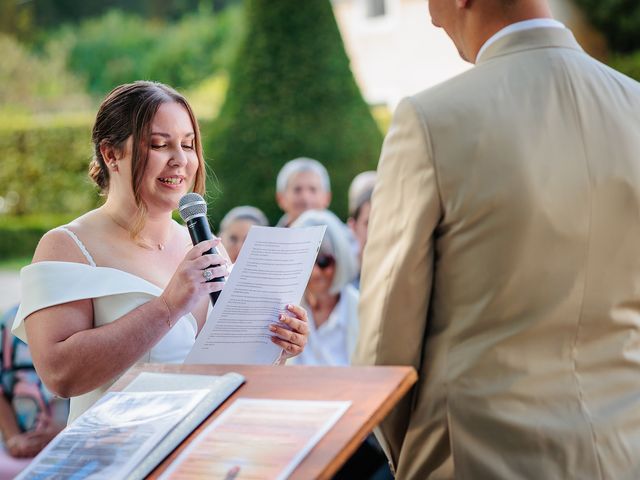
[105, 211, 167, 251]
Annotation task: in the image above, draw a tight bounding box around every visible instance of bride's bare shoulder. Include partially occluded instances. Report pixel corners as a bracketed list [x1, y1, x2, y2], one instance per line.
[32, 210, 103, 265]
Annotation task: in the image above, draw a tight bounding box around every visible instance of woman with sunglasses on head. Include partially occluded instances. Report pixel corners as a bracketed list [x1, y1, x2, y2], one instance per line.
[289, 209, 359, 366]
[11, 81, 309, 425]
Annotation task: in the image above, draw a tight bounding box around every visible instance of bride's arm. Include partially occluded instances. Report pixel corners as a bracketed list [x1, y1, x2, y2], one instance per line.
[24, 230, 225, 398]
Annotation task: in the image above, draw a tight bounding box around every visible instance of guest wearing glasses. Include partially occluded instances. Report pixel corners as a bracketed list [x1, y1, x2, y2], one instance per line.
[289, 210, 359, 366]
[219, 206, 269, 263]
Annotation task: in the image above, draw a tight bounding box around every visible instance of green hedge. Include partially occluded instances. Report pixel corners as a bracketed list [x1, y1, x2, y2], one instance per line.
[0, 121, 99, 216]
[0, 213, 77, 261]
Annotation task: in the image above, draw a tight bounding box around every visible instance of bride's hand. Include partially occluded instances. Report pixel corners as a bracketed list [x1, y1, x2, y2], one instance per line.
[161, 239, 229, 322]
[270, 304, 309, 364]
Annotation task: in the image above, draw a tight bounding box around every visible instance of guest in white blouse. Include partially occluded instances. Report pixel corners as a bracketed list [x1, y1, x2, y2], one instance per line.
[12, 81, 309, 423]
[289, 209, 359, 366]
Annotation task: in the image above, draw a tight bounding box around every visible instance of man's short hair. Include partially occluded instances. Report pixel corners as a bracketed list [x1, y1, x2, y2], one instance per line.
[276, 157, 331, 194]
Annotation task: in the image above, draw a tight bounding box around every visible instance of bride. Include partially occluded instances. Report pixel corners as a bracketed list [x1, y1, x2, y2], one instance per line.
[12, 81, 309, 423]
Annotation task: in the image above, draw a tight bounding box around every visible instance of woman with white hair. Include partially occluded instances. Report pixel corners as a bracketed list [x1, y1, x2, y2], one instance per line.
[291, 209, 392, 479]
[289, 209, 359, 365]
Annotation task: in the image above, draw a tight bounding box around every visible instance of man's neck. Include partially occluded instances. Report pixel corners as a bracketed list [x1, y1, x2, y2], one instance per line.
[465, 4, 554, 63]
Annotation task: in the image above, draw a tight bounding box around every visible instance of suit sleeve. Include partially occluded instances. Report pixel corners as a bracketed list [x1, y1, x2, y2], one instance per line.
[353, 97, 441, 466]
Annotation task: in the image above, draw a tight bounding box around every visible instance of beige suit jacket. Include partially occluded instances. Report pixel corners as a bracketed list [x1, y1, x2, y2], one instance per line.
[355, 27, 640, 479]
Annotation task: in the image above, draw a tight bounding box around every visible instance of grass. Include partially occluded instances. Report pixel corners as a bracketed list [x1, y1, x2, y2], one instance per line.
[0, 256, 31, 271]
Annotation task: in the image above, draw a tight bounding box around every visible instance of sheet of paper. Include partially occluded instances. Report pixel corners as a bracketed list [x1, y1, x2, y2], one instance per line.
[185, 225, 326, 365]
[17, 390, 207, 480]
[159, 398, 351, 480]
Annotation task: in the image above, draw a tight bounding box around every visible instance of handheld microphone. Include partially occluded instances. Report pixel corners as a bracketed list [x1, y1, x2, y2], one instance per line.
[178, 193, 225, 306]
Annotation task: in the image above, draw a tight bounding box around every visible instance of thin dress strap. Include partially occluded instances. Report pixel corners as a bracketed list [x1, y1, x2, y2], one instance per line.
[56, 226, 97, 267]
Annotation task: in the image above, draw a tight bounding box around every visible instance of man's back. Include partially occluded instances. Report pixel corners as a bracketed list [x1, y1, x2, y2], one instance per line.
[356, 27, 640, 479]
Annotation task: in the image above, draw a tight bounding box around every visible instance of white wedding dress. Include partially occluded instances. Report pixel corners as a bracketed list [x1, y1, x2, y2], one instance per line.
[12, 227, 198, 423]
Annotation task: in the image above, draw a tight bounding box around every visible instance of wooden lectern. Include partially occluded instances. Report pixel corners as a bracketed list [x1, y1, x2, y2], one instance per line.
[111, 364, 417, 479]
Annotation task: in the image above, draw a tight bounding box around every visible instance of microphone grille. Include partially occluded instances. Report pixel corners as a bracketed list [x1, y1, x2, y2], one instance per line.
[178, 193, 207, 222]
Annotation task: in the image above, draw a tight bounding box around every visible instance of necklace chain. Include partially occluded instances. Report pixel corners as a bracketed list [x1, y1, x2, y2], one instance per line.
[105, 210, 167, 251]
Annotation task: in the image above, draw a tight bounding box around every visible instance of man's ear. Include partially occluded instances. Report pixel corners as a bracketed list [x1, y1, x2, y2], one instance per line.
[456, 0, 470, 8]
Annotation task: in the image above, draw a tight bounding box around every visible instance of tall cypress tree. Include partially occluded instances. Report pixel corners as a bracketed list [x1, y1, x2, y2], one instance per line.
[204, 0, 383, 226]
[573, 0, 640, 54]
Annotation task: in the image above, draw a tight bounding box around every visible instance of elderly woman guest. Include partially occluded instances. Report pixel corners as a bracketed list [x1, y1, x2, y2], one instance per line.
[219, 206, 269, 263]
[289, 209, 359, 366]
[11, 81, 308, 424]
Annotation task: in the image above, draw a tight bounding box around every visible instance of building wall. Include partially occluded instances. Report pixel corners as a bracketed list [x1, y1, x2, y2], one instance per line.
[333, 0, 607, 109]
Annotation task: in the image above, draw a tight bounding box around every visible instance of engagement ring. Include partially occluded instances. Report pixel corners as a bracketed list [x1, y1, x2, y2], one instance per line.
[203, 268, 214, 281]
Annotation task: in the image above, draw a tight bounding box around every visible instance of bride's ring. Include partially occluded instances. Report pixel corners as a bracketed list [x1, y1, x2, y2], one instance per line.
[203, 268, 214, 281]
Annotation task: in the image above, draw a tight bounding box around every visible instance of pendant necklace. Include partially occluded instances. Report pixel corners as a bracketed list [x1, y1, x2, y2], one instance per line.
[106, 211, 167, 251]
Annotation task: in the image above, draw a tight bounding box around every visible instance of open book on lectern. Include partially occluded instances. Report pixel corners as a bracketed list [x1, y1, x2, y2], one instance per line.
[17, 371, 245, 480]
[185, 225, 326, 365]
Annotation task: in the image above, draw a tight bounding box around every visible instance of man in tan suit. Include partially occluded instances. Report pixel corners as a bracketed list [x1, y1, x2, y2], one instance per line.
[354, 0, 640, 478]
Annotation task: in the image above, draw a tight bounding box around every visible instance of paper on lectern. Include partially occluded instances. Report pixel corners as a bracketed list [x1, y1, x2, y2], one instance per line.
[159, 398, 351, 480]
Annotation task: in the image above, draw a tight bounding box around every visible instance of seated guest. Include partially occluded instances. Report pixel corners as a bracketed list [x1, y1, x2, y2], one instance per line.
[219, 206, 269, 263]
[275, 157, 331, 227]
[289, 209, 358, 365]
[291, 211, 391, 478]
[11, 81, 309, 425]
[0, 306, 67, 479]
[347, 171, 376, 287]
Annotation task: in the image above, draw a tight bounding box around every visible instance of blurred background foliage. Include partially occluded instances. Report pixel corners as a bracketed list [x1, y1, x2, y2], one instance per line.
[63, 6, 244, 95]
[0, 0, 638, 262]
[206, 0, 383, 226]
[574, 0, 640, 53]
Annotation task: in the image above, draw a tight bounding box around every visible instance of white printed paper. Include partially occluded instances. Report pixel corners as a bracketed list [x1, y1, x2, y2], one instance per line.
[185, 225, 325, 365]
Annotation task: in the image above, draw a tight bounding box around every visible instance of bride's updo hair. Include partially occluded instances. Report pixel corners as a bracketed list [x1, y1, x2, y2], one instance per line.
[88, 81, 207, 238]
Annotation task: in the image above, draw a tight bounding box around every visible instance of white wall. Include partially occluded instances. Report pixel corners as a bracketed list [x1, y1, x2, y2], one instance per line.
[333, 0, 606, 109]
[333, 0, 471, 109]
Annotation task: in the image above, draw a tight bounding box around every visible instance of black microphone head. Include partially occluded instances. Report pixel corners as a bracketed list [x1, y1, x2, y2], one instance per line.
[179, 193, 207, 222]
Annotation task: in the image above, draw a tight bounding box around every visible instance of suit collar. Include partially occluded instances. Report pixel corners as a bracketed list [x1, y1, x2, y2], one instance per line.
[476, 27, 583, 65]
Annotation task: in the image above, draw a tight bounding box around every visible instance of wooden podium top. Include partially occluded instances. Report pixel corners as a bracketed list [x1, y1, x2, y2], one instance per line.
[112, 364, 416, 479]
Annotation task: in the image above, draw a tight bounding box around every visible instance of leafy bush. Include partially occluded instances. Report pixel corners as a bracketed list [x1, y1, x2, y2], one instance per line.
[63, 6, 245, 95]
[0, 115, 211, 218]
[205, 0, 383, 225]
[0, 34, 91, 115]
[0, 121, 100, 216]
[574, 0, 640, 53]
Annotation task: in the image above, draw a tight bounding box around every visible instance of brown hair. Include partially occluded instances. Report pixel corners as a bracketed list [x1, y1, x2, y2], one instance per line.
[88, 80, 206, 239]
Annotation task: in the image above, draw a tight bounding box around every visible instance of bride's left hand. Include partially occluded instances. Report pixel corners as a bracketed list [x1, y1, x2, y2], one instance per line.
[270, 304, 309, 364]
